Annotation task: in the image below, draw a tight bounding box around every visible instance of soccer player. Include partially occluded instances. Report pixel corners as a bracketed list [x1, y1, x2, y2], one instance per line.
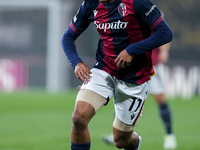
[61, 0, 173, 149]
[149, 42, 177, 149]
[102, 43, 177, 149]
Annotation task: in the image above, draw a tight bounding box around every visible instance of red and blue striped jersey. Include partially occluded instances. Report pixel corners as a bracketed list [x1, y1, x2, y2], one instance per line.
[62, 0, 172, 84]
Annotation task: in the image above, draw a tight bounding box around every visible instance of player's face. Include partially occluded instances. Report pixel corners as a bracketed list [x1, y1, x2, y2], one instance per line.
[99, 0, 115, 4]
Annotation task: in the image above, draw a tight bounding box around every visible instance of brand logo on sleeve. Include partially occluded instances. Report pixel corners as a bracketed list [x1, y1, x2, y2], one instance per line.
[73, 1, 85, 23]
[73, 16, 77, 23]
[145, 4, 156, 16]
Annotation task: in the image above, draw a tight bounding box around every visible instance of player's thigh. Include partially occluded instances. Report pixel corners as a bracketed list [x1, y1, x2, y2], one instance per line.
[113, 117, 138, 146]
[113, 116, 135, 132]
[76, 89, 107, 113]
[78, 68, 115, 113]
[114, 81, 148, 126]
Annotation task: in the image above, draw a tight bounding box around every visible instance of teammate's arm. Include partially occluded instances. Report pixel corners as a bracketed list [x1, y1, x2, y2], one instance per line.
[158, 42, 170, 64]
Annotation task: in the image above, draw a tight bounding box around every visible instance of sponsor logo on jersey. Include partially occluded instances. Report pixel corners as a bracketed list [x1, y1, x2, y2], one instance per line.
[118, 3, 126, 16]
[145, 4, 156, 16]
[93, 10, 98, 17]
[94, 20, 128, 32]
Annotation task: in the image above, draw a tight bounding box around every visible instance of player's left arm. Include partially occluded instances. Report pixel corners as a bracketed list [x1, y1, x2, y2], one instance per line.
[125, 0, 173, 57]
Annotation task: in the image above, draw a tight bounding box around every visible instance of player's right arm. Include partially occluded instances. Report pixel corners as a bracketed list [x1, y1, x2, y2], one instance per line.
[61, 1, 92, 83]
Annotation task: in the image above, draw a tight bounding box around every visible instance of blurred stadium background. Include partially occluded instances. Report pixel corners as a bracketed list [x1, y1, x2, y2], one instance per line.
[0, 0, 200, 98]
[0, 0, 200, 150]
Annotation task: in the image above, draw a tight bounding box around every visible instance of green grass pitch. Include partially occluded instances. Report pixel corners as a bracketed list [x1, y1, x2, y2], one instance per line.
[0, 90, 200, 150]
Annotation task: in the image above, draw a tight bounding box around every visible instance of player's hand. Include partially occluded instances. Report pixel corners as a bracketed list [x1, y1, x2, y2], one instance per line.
[115, 49, 133, 68]
[74, 62, 92, 84]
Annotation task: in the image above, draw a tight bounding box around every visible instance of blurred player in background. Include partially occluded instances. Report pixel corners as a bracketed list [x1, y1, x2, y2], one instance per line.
[150, 42, 177, 149]
[61, 0, 173, 149]
[103, 42, 177, 149]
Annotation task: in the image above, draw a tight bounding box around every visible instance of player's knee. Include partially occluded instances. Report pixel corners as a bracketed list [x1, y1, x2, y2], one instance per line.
[72, 111, 87, 130]
[114, 137, 126, 149]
